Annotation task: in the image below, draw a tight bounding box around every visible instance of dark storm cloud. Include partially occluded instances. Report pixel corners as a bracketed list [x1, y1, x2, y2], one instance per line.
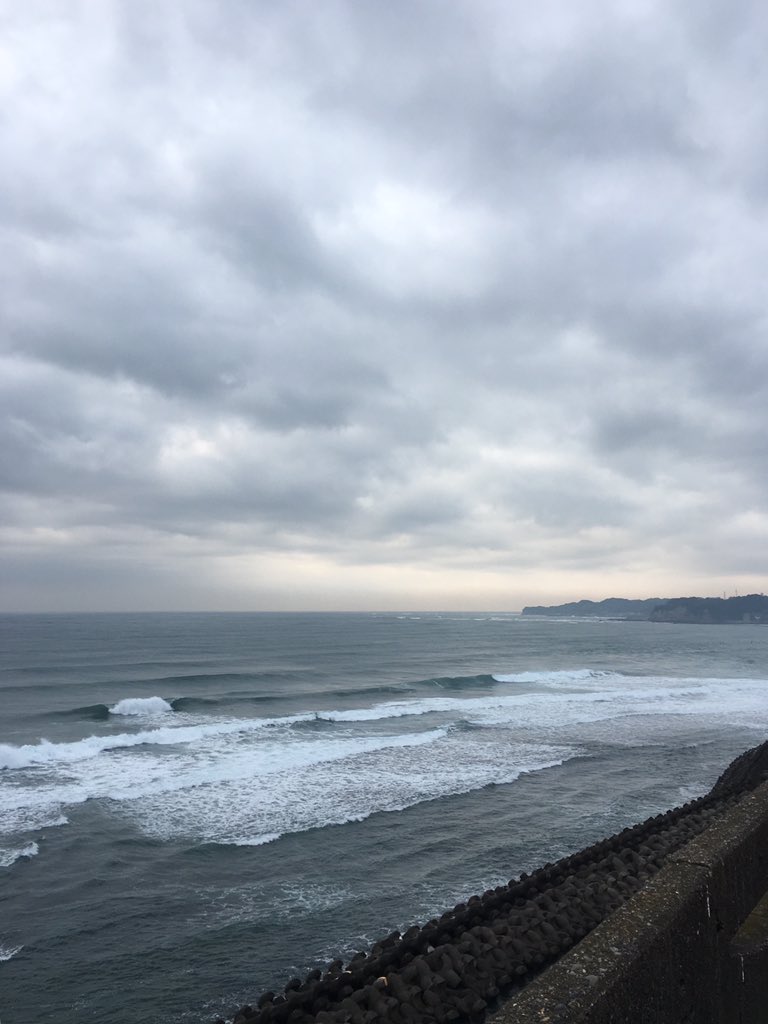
[2, 0, 768, 609]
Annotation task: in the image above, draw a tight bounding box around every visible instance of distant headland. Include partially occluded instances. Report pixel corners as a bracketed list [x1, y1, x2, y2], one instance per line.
[521, 593, 768, 624]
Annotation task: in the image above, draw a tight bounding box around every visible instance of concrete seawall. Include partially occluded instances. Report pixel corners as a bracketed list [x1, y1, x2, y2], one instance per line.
[491, 780, 768, 1024]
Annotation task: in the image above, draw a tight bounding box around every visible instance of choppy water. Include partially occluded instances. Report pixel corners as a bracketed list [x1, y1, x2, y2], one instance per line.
[1, 612, 767, 1023]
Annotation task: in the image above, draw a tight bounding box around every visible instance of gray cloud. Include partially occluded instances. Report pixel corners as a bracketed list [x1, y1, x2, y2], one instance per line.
[2, 0, 768, 610]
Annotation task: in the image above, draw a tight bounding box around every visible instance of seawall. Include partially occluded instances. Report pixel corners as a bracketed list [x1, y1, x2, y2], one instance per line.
[491, 779, 768, 1023]
[225, 742, 768, 1024]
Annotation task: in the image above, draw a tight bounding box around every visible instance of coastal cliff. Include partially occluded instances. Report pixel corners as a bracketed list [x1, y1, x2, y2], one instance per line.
[522, 593, 768, 624]
[521, 598, 665, 619]
[649, 594, 768, 624]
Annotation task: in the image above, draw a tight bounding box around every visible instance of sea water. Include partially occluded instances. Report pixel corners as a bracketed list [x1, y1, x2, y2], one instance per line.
[1, 612, 767, 1023]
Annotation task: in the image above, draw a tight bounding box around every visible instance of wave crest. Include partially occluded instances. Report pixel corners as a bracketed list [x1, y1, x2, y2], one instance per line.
[109, 697, 174, 716]
[0, 713, 315, 770]
[492, 668, 619, 685]
[0, 841, 39, 869]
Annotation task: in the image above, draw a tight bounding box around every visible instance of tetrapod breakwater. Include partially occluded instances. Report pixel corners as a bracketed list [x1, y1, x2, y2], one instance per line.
[221, 741, 768, 1024]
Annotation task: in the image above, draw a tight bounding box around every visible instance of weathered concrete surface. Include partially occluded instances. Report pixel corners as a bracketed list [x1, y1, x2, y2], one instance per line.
[490, 782, 768, 1024]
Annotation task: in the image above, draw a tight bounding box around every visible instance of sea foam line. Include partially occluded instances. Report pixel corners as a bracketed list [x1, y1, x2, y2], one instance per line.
[0, 713, 315, 770]
[5, 672, 766, 772]
[492, 668, 618, 684]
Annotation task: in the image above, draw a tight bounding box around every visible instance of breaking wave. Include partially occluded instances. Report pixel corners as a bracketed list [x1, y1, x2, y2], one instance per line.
[6, 671, 768, 774]
[46, 676, 502, 727]
[0, 841, 39, 868]
[492, 668, 618, 685]
[225, 833, 282, 847]
[109, 697, 174, 716]
[3, 667, 767, 856]
[0, 714, 314, 770]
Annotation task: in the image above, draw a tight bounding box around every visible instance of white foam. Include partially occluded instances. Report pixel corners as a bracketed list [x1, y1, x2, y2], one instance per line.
[122, 734, 576, 847]
[192, 880, 358, 931]
[109, 696, 174, 716]
[227, 833, 282, 847]
[0, 725, 452, 841]
[0, 841, 39, 868]
[3, 671, 767, 854]
[678, 783, 707, 803]
[312, 682, 675, 727]
[0, 943, 23, 962]
[317, 703, 430, 722]
[0, 712, 315, 770]
[492, 668, 615, 685]
[0, 805, 68, 837]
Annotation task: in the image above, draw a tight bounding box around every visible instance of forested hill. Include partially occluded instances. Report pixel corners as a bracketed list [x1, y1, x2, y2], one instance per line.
[648, 594, 768, 624]
[521, 594, 768, 623]
[521, 598, 665, 619]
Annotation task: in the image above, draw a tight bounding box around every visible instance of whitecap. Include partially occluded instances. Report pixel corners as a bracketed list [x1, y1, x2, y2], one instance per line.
[226, 833, 282, 847]
[0, 943, 23, 962]
[492, 668, 617, 685]
[109, 696, 174, 716]
[0, 842, 39, 868]
[0, 712, 315, 770]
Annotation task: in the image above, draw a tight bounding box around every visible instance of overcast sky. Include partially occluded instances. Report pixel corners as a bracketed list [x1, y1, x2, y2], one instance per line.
[2, 1, 767, 612]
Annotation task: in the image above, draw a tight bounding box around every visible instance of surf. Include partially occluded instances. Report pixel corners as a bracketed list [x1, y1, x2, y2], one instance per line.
[0, 842, 39, 869]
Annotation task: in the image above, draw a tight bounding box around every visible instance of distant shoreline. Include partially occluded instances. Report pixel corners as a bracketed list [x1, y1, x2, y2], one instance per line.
[522, 593, 768, 624]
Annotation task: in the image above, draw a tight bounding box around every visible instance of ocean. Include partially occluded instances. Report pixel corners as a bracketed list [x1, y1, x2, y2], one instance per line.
[1, 611, 767, 1024]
